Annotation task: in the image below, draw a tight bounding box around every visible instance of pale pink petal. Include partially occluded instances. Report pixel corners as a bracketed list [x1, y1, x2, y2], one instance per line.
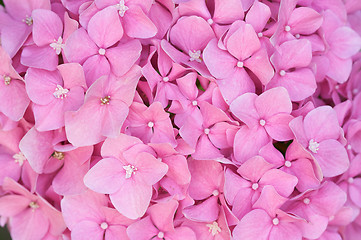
[213, 0, 244, 24]
[126, 216, 159, 240]
[255, 87, 292, 118]
[0, 195, 29, 217]
[244, 48, 274, 85]
[11, 209, 49, 240]
[32, 9, 63, 46]
[183, 196, 219, 222]
[246, 1, 271, 33]
[259, 169, 298, 197]
[329, 27, 361, 59]
[21, 45, 58, 71]
[238, 156, 273, 182]
[82, 55, 111, 86]
[123, 5, 157, 39]
[265, 114, 294, 141]
[148, 199, 178, 232]
[230, 93, 259, 127]
[288, 7, 323, 35]
[71, 220, 104, 240]
[64, 28, 98, 63]
[105, 225, 129, 240]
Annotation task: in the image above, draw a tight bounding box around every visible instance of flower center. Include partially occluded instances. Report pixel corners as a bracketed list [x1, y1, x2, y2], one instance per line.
[259, 119, 266, 126]
[115, 0, 129, 17]
[100, 96, 111, 105]
[52, 151, 65, 160]
[163, 77, 169, 82]
[252, 183, 259, 190]
[285, 25, 291, 32]
[98, 48, 106, 56]
[212, 190, 219, 196]
[237, 61, 244, 68]
[308, 139, 320, 153]
[279, 70, 286, 76]
[123, 165, 137, 179]
[272, 217, 280, 225]
[4, 75, 11, 85]
[23, 16, 33, 26]
[206, 221, 221, 236]
[189, 50, 202, 63]
[148, 121, 154, 128]
[50, 37, 65, 55]
[284, 160, 292, 167]
[204, 128, 210, 135]
[29, 201, 39, 211]
[258, 32, 263, 38]
[13, 152, 26, 166]
[207, 19, 214, 25]
[295, 34, 300, 39]
[347, 144, 352, 150]
[157, 231, 165, 239]
[53, 85, 69, 99]
[348, 177, 354, 184]
[100, 222, 108, 230]
[303, 198, 310, 205]
[192, 100, 198, 106]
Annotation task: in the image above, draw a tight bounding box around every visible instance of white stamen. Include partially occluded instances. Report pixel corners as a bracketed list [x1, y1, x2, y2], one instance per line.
[123, 165, 137, 179]
[258, 32, 263, 38]
[295, 34, 300, 39]
[192, 100, 198, 106]
[272, 217, 280, 225]
[206, 222, 222, 236]
[157, 231, 165, 239]
[207, 19, 214, 25]
[53, 85, 69, 99]
[259, 119, 266, 126]
[335, 85, 339, 90]
[252, 183, 259, 190]
[329, 215, 335, 221]
[237, 61, 244, 68]
[347, 144, 352, 150]
[23, 16, 33, 26]
[163, 77, 169, 82]
[13, 152, 26, 166]
[348, 177, 354, 184]
[284, 161, 292, 168]
[98, 48, 106, 56]
[148, 121, 154, 128]
[279, 70, 286, 76]
[212, 190, 219, 196]
[303, 198, 310, 204]
[100, 222, 108, 230]
[353, 89, 359, 95]
[308, 139, 320, 153]
[52, 151, 65, 160]
[285, 25, 291, 32]
[204, 128, 210, 135]
[189, 50, 202, 63]
[50, 37, 65, 55]
[4, 75, 11, 85]
[29, 201, 39, 211]
[115, 0, 129, 17]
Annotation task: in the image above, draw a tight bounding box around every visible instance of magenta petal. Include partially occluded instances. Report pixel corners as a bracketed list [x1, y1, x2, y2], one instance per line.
[106, 40, 141, 77]
[32, 9, 63, 46]
[110, 182, 152, 219]
[71, 220, 104, 240]
[233, 209, 271, 240]
[84, 158, 124, 194]
[87, 7, 123, 48]
[123, 5, 157, 39]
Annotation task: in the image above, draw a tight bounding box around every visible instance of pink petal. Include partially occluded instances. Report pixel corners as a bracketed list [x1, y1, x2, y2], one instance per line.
[57, 63, 87, 90]
[64, 28, 98, 63]
[105, 225, 129, 240]
[183, 196, 220, 222]
[32, 9, 63, 46]
[126, 216, 159, 240]
[0, 195, 29, 217]
[170, 16, 214, 53]
[84, 157, 125, 194]
[288, 7, 323, 35]
[226, 21, 260, 60]
[265, 113, 294, 141]
[123, 5, 157, 39]
[134, 152, 168, 184]
[349, 178, 361, 208]
[203, 39, 237, 79]
[246, 1, 271, 33]
[213, 0, 244, 24]
[232, 209, 272, 240]
[259, 169, 298, 197]
[238, 156, 273, 182]
[329, 26, 361, 59]
[255, 87, 292, 118]
[83, 55, 111, 86]
[11, 209, 49, 240]
[106, 40, 142, 77]
[268, 221, 302, 240]
[88, 7, 123, 48]
[230, 92, 259, 127]
[166, 227, 197, 240]
[148, 199, 178, 232]
[71, 220, 104, 240]
[110, 181, 152, 219]
[244, 48, 274, 85]
[21, 45, 58, 71]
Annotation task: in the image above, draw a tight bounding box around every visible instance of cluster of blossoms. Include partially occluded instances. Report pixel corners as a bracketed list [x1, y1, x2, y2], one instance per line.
[0, 0, 361, 239]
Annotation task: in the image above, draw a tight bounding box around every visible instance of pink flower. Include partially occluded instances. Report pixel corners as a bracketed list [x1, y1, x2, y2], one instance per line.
[65, 66, 141, 147]
[84, 134, 168, 219]
[289, 106, 350, 177]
